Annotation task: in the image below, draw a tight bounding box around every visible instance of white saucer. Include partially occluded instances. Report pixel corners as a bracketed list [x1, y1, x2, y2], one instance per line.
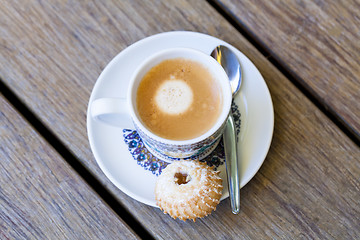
[87, 31, 274, 207]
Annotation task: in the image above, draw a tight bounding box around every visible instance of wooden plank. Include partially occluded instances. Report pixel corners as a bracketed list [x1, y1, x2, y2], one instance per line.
[213, 0, 360, 140]
[0, 94, 140, 239]
[0, 0, 359, 239]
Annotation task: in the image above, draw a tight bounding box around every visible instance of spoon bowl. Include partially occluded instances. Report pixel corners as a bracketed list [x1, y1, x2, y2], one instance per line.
[211, 46, 242, 96]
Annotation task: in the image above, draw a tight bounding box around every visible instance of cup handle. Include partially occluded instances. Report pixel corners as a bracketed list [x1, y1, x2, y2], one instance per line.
[91, 98, 134, 129]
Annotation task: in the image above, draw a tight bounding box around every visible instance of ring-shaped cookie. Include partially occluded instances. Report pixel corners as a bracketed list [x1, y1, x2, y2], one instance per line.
[155, 160, 223, 221]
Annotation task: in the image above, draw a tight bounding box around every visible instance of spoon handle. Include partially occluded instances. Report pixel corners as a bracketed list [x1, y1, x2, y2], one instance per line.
[223, 113, 240, 214]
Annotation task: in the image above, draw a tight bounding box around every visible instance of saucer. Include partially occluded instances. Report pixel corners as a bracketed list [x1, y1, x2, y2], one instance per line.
[87, 31, 274, 207]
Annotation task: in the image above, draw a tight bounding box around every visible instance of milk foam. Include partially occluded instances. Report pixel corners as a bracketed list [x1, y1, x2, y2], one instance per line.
[155, 79, 193, 115]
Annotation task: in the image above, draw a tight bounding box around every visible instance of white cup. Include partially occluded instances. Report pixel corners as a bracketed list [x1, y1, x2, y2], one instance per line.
[91, 48, 232, 162]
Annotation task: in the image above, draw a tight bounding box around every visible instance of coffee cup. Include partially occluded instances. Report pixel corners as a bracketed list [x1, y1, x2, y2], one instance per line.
[91, 48, 232, 162]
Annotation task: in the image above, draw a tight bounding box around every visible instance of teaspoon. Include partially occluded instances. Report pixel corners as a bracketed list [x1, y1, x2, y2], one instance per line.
[211, 45, 242, 214]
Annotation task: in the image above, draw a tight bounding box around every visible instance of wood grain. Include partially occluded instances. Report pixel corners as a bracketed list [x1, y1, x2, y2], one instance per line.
[214, 0, 360, 140]
[0, 94, 139, 239]
[0, 0, 359, 239]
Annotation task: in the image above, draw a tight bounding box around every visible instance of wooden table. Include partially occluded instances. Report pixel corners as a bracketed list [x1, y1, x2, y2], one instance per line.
[1, 0, 359, 239]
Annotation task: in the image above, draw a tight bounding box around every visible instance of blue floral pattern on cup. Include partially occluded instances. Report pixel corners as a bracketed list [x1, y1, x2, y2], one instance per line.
[122, 102, 241, 176]
[134, 119, 226, 162]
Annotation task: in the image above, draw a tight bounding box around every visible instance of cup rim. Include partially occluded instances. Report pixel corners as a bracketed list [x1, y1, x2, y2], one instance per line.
[127, 47, 232, 145]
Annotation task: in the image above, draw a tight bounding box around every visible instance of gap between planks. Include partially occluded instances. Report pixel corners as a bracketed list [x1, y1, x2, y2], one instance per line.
[0, 80, 155, 240]
[207, 0, 360, 147]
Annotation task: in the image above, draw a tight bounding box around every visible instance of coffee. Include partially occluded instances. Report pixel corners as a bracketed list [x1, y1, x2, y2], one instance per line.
[136, 58, 223, 140]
